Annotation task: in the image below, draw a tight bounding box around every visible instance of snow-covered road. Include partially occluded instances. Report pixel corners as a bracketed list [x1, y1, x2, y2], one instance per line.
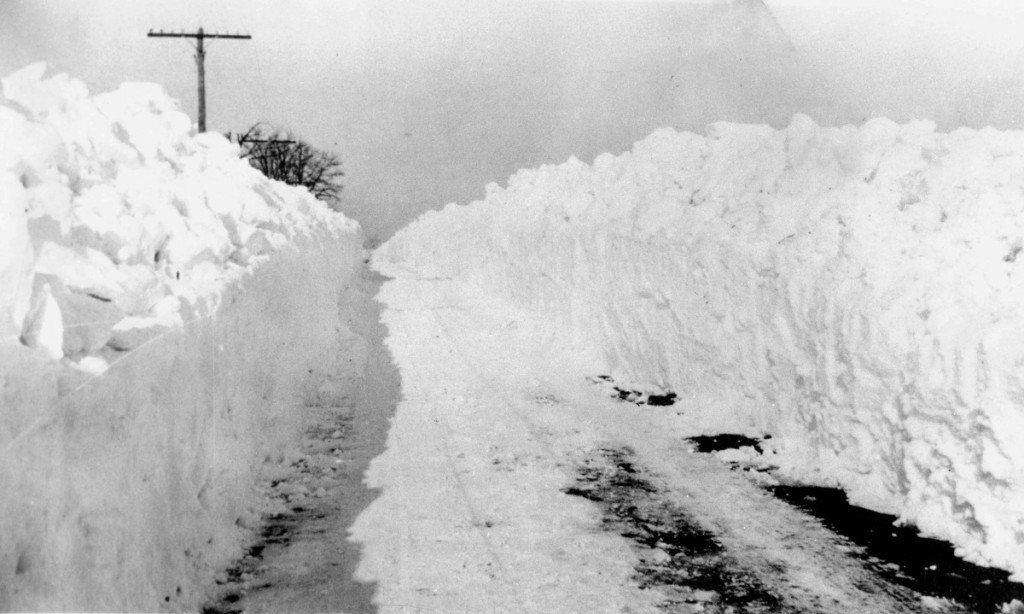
[349, 275, 949, 613]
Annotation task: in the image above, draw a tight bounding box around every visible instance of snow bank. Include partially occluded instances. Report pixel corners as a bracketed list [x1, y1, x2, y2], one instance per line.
[375, 114, 1024, 579]
[1, 62, 356, 364]
[0, 64, 363, 611]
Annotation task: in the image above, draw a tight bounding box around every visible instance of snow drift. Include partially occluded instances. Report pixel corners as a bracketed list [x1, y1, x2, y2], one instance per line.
[0, 64, 363, 611]
[375, 114, 1024, 579]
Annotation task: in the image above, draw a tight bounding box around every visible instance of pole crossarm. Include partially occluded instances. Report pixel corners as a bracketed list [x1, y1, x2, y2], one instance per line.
[147, 27, 252, 132]
[147, 30, 252, 40]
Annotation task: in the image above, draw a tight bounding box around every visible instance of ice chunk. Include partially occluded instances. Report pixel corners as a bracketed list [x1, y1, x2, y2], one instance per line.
[19, 279, 64, 360]
[1, 62, 88, 117]
[0, 174, 35, 339]
[34, 242, 124, 300]
[107, 317, 173, 352]
[52, 284, 124, 358]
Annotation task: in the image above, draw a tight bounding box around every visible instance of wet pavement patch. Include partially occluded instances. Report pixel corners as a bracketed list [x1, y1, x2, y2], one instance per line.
[200, 411, 358, 614]
[686, 434, 765, 454]
[686, 433, 1024, 613]
[767, 484, 1024, 614]
[201, 511, 304, 614]
[564, 446, 789, 612]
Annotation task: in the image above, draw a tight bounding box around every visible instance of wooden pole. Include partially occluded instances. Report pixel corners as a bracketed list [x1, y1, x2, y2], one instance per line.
[196, 28, 206, 131]
[147, 28, 252, 133]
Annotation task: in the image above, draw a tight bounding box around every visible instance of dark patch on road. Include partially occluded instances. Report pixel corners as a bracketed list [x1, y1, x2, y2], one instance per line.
[200, 418, 354, 614]
[564, 446, 791, 612]
[685, 432, 1024, 613]
[202, 512, 301, 614]
[768, 484, 1024, 614]
[686, 434, 766, 454]
[588, 375, 678, 407]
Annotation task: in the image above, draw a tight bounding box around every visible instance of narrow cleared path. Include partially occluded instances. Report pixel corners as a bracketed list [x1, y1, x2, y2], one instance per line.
[203, 268, 400, 614]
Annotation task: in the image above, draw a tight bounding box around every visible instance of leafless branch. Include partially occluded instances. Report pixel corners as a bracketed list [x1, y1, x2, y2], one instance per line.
[229, 123, 344, 205]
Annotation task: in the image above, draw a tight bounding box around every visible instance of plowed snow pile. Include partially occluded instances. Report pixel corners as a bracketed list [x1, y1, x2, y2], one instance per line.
[375, 114, 1024, 579]
[0, 64, 362, 611]
[1, 62, 354, 365]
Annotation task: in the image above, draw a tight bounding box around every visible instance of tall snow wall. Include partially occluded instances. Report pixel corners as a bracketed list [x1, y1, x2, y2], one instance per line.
[0, 64, 363, 611]
[375, 114, 1024, 579]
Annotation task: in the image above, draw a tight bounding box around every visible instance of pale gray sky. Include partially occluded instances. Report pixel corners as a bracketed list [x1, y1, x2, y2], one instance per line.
[3, 0, 1024, 241]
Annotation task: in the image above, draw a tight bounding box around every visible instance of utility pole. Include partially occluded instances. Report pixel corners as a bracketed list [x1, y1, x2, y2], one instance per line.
[147, 27, 252, 132]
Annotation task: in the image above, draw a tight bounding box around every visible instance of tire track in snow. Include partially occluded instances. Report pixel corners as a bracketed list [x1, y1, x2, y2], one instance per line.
[401, 279, 637, 610]
[354, 277, 663, 612]
[414, 279, 960, 613]
[565, 445, 787, 612]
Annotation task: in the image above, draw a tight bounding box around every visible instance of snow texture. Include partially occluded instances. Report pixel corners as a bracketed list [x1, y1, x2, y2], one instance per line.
[1, 62, 355, 363]
[0, 64, 364, 611]
[375, 114, 1024, 580]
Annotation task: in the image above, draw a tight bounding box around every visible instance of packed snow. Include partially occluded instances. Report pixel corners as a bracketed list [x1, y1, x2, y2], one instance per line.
[375, 113, 1024, 581]
[353, 277, 953, 612]
[0, 64, 365, 611]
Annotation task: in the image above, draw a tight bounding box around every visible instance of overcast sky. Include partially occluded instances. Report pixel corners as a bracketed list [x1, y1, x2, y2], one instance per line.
[3, 0, 1024, 241]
